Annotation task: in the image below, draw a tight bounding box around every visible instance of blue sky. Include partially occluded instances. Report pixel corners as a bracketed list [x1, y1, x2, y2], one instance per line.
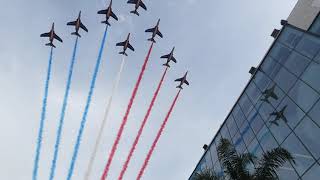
[0, 0, 297, 179]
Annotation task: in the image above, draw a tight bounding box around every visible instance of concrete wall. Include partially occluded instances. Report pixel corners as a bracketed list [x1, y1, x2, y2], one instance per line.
[287, 0, 320, 30]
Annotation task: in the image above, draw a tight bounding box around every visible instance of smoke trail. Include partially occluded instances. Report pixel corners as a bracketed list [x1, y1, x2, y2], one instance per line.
[118, 67, 169, 180]
[101, 42, 154, 180]
[49, 37, 79, 180]
[137, 90, 181, 180]
[32, 47, 54, 180]
[84, 56, 126, 180]
[67, 26, 109, 180]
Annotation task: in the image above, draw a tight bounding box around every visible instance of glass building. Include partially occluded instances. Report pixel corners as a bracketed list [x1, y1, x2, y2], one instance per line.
[189, 12, 320, 180]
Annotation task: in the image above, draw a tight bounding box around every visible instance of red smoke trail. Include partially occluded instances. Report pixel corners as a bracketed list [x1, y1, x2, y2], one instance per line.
[118, 67, 169, 180]
[137, 90, 181, 180]
[101, 43, 154, 180]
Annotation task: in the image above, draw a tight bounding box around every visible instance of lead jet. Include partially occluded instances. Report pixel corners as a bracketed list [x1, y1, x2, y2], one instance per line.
[161, 47, 177, 67]
[116, 33, 134, 56]
[67, 11, 88, 37]
[175, 71, 189, 89]
[269, 105, 288, 126]
[98, 0, 118, 26]
[40, 23, 63, 48]
[261, 84, 278, 104]
[145, 19, 163, 43]
[127, 0, 147, 16]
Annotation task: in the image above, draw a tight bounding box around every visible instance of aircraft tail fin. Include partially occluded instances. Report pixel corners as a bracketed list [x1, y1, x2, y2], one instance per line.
[45, 42, 56, 48]
[71, 32, 81, 37]
[119, 51, 128, 56]
[148, 38, 156, 43]
[130, 10, 139, 16]
[163, 63, 170, 68]
[101, 20, 111, 26]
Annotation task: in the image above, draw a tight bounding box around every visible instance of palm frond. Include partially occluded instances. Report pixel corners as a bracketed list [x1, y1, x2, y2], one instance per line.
[194, 168, 222, 180]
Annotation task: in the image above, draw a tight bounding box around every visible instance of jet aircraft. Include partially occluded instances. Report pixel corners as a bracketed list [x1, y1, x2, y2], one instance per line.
[98, 0, 118, 26]
[40, 23, 63, 48]
[116, 33, 134, 56]
[127, 0, 147, 16]
[145, 19, 163, 43]
[161, 47, 177, 67]
[67, 11, 88, 37]
[269, 105, 288, 126]
[175, 71, 189, 89]
[261, 84, 278, 104]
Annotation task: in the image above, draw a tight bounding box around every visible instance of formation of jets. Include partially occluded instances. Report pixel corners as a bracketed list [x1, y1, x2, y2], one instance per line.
[269, 105, 288, 126]
[40, 0, 190, 88]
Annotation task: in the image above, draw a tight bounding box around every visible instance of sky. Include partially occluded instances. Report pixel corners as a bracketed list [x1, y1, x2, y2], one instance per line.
[0, 0, 298, 179]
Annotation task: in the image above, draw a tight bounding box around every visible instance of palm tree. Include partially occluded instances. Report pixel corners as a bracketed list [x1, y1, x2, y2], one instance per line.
[217, 138, 295, 180]
[194, 168, 222, 180]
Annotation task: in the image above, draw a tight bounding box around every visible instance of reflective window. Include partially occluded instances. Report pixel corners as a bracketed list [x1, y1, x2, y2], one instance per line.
[256, 125, 278, 152]
[277, 163, 300, 180]
[274, 66, 297, 93]
[313, 49, 320, 64]
[204, 151, 214, 171]
[284, 51, 311, 77]
[296, 33, 320, 59]
[246, 82, 262, 105]
[278, 26, 303, 48]
[310, 15, 320, 35]
[270, 43, 292, 64]
[262, 83, 285, 107]
[240, 120, 255, 146]
[260, 57, 282, 79]
[232, 132, 246, 153]
[233, 104, 246, 128]
[239, 93, 254, 117]
[301, 62, 320, 93]
[289, 80, 319, 112]
[226, 116, 238, 138]
[254, 71, 272, 91]
[281, 133, 315, 176]
[269, 118, 292, 144]
[278, 97, 305, 129]
[295, 116, 320, 159]
[308, 100, 320, 127]
[301, 162, 320, 180]
[248, 138, 264, 158]
[258, 102, 274, 122]
[209, 144, 219, 164]
[248, 109, 264, 135]
[213, 161, 223, 177]
[220, 124, 231, 141]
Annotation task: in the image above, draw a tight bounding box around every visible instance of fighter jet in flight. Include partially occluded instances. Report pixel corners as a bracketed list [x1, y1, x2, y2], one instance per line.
[269, 105, 288, 126]
[161, 47, 177, 67]
[145, 19, 163, 43]
[40, 23, 63, 48]
[261, 84, 279, 104]
[175, 71, 189, 89]
[127, 0, 147, 16]
[98, 0, 118, 26]
[67, 11, 88, 37]
[116, 33, 134, 56]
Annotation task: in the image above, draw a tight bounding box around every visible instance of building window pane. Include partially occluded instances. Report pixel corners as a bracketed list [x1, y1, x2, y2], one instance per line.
[301, 62, 320, 93]
[277, 163, 300, 180]
[269, 43, 292, 64]
[233, 104, 246, 128]
[261, 57, 282, 79]
[240, 120, 255, 146]
[281, 133, 315, 176]
[246, 82, 262, 105]
[308, 100, 320, 127]
[289, 80, 319, 113]
[256, 125, 278, 152]
[310, 15, 320, 35]
[209, 144, 219, 164]
[254, 71, 272, 91]
[295, 116, 320, 159]
[204, 151, 214, 171]
[258, 102, 274, 122]
[248, 138, 264, 158]
[239, 93, 254, 117]
[261, 83, 286, 108]
[278, 27, 303, 48]
[227, 116, 237, 138]
[284, 51, 311, 77]
[277, 97, 305, 129]
[296, 33, 320, 59]
[301, 162, 320, 180]
[248, 109, 264, 135]
[274, 66, 297, 93]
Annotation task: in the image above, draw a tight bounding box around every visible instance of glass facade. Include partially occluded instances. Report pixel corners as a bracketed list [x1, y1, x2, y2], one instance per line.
[189, 23, 320, 180]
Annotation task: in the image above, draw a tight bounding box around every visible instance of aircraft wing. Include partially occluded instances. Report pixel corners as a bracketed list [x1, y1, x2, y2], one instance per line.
[175, 78, 183, 82]
[111, 10, 118, 20]
[160, 54, 169, 59]
[128, 43, 135, 51]
[54, 33, 63, 42]
[127, 0, 137, 4]
[156, 30, 163, 38]
[282, 116, 288, 123]
[116, 41, 126, 46]
[145, 27, 155, 33]
[184, 80, 190, 85]
[67, 21, 77, 26]
[40, 32, 50, 37]
[171, 56, 177, 63]
[270, 92, 278, 100]
[98, 9, 108, 14]
[139, 1, 147, 10]
[269, 112, 277, 116]
[80, 22, 88, 32]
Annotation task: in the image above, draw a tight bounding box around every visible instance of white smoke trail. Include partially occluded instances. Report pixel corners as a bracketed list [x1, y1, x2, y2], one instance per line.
[84, 56, 126, 180]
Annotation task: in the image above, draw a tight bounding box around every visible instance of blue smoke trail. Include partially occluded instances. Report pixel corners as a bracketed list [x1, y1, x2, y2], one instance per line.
[67, 26, 109, 180]
[33, 47, 54, 180]
[49, 37, 79, 180]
